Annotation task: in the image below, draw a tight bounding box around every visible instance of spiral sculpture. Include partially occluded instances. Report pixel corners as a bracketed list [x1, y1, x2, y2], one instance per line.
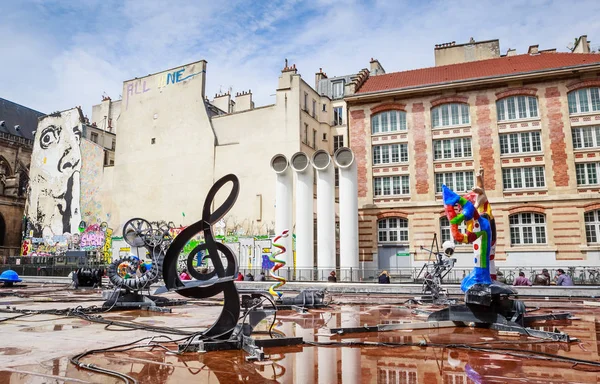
[268, 230, 289, 298]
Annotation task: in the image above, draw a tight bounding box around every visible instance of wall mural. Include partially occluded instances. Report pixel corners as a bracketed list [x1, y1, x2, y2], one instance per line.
[26, 108, 83, 238]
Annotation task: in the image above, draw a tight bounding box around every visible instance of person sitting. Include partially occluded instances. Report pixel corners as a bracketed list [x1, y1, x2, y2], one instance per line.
[244, 272, 255, 281]
[556, 269, 574, 286]
[236, 272, 244, 281]
[378, 270, 390, 284]
[533, 268, 551, 285]
[513, 271, 532, 286]
[328, 271, 337, 282]
[259, 272, 267, 281]
[495, 270, 506, 284]
[179, 269, 191, 281]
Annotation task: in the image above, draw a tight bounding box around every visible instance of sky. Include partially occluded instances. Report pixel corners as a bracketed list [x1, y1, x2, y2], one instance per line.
[2, 0, 600, 118]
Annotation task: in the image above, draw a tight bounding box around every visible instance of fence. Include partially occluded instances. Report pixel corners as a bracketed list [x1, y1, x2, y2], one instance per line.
[2, 264, 600, 285]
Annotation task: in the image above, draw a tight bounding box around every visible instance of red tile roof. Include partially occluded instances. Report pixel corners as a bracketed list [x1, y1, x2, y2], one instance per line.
[356, 53, 600, 94]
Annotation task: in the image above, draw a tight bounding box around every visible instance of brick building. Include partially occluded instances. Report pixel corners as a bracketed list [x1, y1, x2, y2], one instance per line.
[345, 36, 600, 271]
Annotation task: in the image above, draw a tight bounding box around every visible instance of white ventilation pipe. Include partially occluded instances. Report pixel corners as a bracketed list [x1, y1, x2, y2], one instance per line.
[311, 150, 336, 276]
[290, 152, 314, 278]
[334, 147, 359, 279]
[270, 154, 293, 268]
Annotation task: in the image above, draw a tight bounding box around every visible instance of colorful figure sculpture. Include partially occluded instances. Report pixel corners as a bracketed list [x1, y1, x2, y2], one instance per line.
[442, 185, 492, 292]
[471, 168, 497, 280]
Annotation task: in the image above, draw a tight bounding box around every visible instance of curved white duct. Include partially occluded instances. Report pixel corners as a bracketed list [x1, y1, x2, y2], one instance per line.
[290, 152, 314, 277]
[334, 147, 359, 279]
[311, 150, 336, 276]
[270, 154, 293, 269]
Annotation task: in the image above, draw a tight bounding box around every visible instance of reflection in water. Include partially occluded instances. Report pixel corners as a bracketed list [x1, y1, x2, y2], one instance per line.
[3, 304, 600, 383]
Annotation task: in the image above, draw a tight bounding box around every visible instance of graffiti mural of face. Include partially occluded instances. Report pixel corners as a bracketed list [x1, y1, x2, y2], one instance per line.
[27, 109, 82, 237]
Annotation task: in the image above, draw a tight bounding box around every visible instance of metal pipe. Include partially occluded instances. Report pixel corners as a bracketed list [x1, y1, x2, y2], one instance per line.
[311, 150, 336, 274]
[270, 154, 293, 269]
[290, 152, 314, 271]
[334, 147, 359, 277]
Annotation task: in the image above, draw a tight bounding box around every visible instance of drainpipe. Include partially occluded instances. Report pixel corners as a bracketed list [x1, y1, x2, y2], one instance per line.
[270, 154, 293, 268]
[290, 152, 314, 279]
[334, 147, 358, 279]
[311, 150, 336, 277]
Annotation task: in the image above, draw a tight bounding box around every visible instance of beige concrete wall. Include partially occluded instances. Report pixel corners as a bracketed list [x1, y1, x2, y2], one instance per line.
[112, 60, 215, 233]
[349, 73, 600, 266]
[434, 40, 500, 66]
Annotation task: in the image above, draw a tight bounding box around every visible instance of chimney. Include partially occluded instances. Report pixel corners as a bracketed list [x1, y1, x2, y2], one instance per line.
[315, 68, 328, 89]
[369, 58, 386, 76]
[434, 38, 500, 66]
[235, 90, 254, 112]
[211, 92, 232, 114]
[528, 45, 539, 55]
[506, 48, 517, 56]
[282, 60, 298, 74]
[573, 35, 590, 53]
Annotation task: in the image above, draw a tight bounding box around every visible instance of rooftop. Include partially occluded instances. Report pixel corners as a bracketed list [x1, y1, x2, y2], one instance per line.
[356, 52, 600, 94]
[0, 98, 44, 141]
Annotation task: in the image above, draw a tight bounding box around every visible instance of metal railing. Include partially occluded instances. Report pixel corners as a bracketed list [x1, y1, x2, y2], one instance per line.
[2, 264, 600, 285]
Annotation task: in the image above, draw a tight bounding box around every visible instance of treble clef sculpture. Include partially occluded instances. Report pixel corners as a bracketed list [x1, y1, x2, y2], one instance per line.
[161, 174, 240, 339]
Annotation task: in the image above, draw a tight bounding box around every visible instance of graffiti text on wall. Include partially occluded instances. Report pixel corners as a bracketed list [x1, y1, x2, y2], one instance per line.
[125, 65, 205, 109]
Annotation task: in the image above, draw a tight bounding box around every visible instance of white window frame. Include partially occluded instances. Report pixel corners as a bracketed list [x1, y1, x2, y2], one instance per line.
[333, 135, 344, 152]
[434, 171, 474, 193]
[431, 103, 470, 128]
[433, 137, 472, 160]
[332, 81, 344, 99]
[568, 87, 600, 115]
[499, 131, 542, 155]
[371, 111, 407, 134]
[373, 144, 408, 165]
[496, 96, 539, 121]
[509, 212, 547, 245]
[502, 166, 545, 190]
[378, 218, 409, 243]
[584, 210, 600, 244]
[374, 176, 410, 196]
[440, 216, 467, 244]
[333, 106, 343, 126]
[575, 162, 600, 186]
[572, 126, 600, 149]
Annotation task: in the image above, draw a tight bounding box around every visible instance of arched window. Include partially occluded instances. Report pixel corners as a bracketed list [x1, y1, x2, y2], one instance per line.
[371, 110, 407, 134]
[431, 103, 470, 128]
[439, 217, 467, 244]
[584, 210, 600, 244]
[568, 88, 600, 114]
[378, 218, 408, 243]
[509, 212, 546, 245]
[496, 96, 538, 121]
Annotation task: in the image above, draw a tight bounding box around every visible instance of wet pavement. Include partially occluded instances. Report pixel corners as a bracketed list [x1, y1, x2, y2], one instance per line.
[0, 283, 599, 383]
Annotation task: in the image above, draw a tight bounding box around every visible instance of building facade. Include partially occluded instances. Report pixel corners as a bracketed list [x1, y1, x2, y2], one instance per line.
[0, 98, 43, 255]
[346, 36, 600, 271]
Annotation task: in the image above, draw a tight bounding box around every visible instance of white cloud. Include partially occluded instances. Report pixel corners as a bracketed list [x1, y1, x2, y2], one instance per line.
[1, 0, 599, 115]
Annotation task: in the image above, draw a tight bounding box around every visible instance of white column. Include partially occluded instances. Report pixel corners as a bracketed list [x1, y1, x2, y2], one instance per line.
[291, 152, 314, 279]
[271, 154, 293, 268]
[311, 150, 336, 277]
[334, 147, 359, 280]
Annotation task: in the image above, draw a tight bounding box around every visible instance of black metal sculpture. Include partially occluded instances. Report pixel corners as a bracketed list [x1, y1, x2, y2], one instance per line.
[159, 174, 241, 339]
[104, 218, 178, 309]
